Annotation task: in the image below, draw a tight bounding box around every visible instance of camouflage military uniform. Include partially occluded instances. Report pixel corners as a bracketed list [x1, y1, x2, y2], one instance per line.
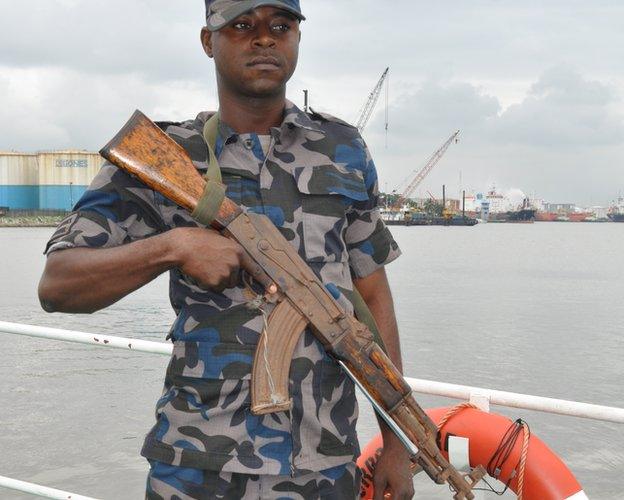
[146, 460, 360, 499]
[45, 101, 401, 498]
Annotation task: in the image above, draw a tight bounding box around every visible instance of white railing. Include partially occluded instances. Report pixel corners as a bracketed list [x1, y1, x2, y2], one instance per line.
[1, 321, 172, 355]
[0, 475, 97, 500]
[3, 321, 623, 424]
[1, 320, 623, 499]
[405, 378, 624, 424]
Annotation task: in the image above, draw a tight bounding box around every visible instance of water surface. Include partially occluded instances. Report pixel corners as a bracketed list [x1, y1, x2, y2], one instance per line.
[0, 223, 622, 499]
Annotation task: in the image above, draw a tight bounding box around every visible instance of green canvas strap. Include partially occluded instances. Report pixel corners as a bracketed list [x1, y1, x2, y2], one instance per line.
[191, 113, 224, 225]
[197, 112, 387, 353]
[191, 180, 226, 226]
[344, 288, 388, 353]
[203, 112, 222, 184]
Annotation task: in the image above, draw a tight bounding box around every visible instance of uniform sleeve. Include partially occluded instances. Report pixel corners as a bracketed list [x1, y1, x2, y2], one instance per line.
[344, 141, 401, 279]
[45, 162, 166, 255]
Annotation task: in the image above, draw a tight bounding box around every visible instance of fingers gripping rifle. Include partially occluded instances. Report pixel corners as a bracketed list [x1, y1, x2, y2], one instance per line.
[100, 110, 486, 499]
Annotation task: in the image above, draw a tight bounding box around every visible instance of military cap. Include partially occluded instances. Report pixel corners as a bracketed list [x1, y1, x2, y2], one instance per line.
[205, 0, 305, 31]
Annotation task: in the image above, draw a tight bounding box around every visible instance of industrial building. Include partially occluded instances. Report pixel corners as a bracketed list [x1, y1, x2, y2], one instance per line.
[0, 151, 103, 212]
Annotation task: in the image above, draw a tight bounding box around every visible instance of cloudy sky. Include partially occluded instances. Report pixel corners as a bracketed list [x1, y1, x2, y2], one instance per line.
[1, 0, 623, 206]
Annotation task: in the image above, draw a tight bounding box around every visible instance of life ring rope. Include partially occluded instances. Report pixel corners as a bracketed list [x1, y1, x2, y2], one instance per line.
[437, 402, 531, 499]
[358, 405, 581, 500]
[437, 402, 478, 430]
[516, 420, 530, 500]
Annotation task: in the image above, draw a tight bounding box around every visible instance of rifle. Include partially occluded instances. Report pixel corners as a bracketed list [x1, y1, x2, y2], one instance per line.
[100, 110, 486, 499]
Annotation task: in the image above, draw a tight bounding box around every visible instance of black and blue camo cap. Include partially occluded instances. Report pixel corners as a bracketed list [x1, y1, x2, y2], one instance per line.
[205, 0, 305, 31]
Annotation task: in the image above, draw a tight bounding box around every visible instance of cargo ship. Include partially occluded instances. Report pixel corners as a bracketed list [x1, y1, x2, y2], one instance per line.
[568, 212, 592, 222]
[607, 197, 624, 222]
[382, 210, 478, 226]
[488, 208, 536, 223]
[487, 197, 536, 223]
[536, 211, 593, 222]
[535, 211, 558, 222]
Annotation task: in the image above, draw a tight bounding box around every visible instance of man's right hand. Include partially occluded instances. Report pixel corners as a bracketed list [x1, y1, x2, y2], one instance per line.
[39, 226, 246, 314]
[169, 227, 245, 292]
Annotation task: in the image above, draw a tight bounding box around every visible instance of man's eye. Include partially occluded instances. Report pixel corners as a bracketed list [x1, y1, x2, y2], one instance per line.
[233, 22, 251, 30]
[272, 23, 291, 32]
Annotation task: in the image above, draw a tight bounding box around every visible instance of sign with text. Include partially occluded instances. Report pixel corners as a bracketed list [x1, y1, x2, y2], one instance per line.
[55, 159, 88, 168]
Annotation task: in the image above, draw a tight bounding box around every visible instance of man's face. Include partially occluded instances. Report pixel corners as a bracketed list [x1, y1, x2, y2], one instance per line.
[202, 7, 300, 98]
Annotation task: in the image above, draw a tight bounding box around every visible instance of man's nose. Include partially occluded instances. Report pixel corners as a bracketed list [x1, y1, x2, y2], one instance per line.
[253, 25, 276, 48]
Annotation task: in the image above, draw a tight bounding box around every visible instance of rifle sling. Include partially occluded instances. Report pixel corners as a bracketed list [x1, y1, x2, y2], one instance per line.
[198, 111, 387, 353]
[191, 180, 226, 226]
[190, 113, 224, 225]
[344, 288, 387, 353]
[203, 112, 222, 184]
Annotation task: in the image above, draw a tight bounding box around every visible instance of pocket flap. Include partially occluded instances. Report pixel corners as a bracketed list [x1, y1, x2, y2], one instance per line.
[294, 164, 368, 201]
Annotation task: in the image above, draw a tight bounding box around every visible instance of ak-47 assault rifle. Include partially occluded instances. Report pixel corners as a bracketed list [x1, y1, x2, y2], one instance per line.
[100, 110, 486, 499]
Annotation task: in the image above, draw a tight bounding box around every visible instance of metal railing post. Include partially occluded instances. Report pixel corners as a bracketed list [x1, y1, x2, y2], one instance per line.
[470, 392, 491, 413]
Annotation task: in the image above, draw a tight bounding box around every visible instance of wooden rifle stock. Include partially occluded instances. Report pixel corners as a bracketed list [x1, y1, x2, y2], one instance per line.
[100, 110, 486, 499]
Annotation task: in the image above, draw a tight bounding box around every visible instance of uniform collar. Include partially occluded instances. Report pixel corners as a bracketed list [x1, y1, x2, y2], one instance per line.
[197, 99, 326, 142]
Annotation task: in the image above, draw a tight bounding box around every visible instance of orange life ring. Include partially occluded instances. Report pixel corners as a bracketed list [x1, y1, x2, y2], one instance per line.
[357, 406, 586, 500]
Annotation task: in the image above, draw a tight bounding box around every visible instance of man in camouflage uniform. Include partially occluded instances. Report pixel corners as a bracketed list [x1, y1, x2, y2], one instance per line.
[39, 1, 414, 498]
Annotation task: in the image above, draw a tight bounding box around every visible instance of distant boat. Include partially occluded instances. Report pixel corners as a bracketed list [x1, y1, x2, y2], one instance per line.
[382, 210, 478, 227]
[536, 211, 558, 222]
[488, 208, 536, 223]
[607, 197, 624, 222]
[487, 196, 536, 223]
[568, 212, 592, 222]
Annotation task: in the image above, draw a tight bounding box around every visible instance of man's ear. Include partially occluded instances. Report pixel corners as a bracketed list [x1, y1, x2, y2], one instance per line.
[201, 27, 214, 58]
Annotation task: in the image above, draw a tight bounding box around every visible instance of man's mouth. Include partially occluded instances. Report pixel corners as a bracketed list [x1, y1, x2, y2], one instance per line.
[247, 56, 281, 70]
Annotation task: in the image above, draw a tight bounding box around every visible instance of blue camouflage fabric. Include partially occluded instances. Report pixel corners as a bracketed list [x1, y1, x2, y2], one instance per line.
[146, 459, 360, 499]
[45, 100, 401, 477]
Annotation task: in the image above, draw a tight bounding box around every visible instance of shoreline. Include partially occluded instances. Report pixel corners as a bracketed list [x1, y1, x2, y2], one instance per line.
[0, 215, 64, 228]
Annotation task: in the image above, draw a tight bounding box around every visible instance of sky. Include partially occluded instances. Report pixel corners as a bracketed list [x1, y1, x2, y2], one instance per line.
[1, 0, 623, 206]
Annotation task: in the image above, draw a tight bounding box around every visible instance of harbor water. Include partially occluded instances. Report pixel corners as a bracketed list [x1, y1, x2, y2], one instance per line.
[0, 223, 622, 499]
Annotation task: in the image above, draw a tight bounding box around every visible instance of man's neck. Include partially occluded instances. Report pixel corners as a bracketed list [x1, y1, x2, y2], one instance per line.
[217, 90, 286, 135]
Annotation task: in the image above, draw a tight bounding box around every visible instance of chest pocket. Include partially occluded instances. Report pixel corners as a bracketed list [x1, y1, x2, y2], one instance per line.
[294, 164, 368, 263]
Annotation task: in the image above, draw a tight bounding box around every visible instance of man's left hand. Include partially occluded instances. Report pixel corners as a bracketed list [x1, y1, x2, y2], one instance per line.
[371, 433, 415, 500]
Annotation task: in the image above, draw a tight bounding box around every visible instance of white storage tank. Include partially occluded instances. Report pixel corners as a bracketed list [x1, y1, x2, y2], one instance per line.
[0, 152, 39, 210]
[0, 150, 103, 211]
[36, 150, 103, 210]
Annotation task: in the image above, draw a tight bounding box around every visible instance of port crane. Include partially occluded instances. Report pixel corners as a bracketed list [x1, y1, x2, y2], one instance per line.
[356, 67, 389, 134]
[392, 130, 460, 207]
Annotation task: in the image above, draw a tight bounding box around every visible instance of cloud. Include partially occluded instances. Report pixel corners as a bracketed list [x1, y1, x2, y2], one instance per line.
[0, 0, 207, 81]
[0, 1, 623, 204]
[0, 66, 218, 151]
[495, 66, 624, 147]
[365, 68, 624, 205]
[371, 80, 501, 150]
